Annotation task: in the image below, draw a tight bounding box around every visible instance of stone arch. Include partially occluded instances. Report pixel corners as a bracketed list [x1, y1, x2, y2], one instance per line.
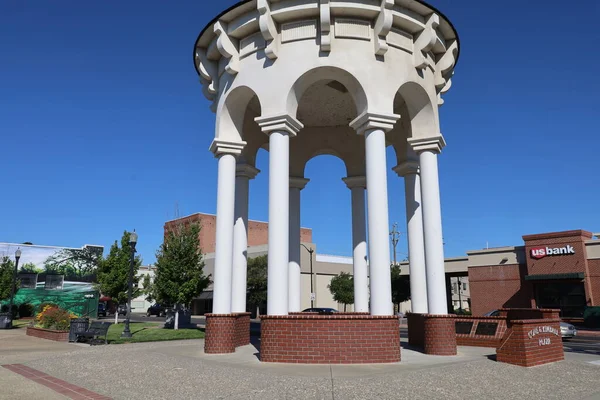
[215, 85, 262, 143]
[395, 81, 438, 139]
[286, 66, 369, 120]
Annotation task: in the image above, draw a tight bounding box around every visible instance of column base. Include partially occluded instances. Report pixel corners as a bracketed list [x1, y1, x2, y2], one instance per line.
[424, 314, 457, 356]
[205, 314, 236, 354]
[407, 313, 425, 348]
[234, 312, 251, 347]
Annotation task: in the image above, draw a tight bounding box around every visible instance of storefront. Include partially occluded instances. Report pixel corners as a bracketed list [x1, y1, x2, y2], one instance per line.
[468, 230, 600, 321]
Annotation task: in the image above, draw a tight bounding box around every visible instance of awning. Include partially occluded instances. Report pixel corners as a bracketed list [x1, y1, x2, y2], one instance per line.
[196, 291, 213, 300]
[524, 272, 585, 281]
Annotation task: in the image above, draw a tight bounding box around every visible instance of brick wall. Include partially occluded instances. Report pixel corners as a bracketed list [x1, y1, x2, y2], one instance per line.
[204, 314, 236, 354]
[588, 259, 600, 306]
[26, 327, 68, 342]
[233, 313, 251, 347]
[165, 213, 312, 253]
[469, 264, 532, 315]
[496, 318, 564, 367]
[423, 314, 457, 356]
[455, 316, 507, 348]
[261, 314, 401, 364]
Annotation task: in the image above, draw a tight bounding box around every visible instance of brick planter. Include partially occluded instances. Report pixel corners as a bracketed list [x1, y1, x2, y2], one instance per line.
[233, 312, 251, 347]
[261, 314, 400, 364]
[407, 313, 425, 347]
[204, 314, 236, 354]
[423, 314, 457, 356]
[496, 318, 564, 367]
[26, 327, 69, 342]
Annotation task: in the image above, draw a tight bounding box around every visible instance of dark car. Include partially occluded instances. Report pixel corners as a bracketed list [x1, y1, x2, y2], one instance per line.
[117, 304, 128, 316]
[147, 304, 169, 317]
[97, 303, 107, 318]
[302, 307, 338, 314]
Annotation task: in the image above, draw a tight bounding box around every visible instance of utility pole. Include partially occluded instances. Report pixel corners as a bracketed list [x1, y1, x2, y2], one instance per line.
[389, 223, 401, 267]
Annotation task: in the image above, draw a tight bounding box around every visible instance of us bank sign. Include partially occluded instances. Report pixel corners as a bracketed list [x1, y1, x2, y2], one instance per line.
[530, 245, 575, 260]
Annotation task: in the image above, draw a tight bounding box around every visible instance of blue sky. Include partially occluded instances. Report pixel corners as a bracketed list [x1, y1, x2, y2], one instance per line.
[1, 0, 599, 265]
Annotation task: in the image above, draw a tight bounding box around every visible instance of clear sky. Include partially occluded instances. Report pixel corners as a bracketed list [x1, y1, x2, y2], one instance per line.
[1, 0, 599, 265]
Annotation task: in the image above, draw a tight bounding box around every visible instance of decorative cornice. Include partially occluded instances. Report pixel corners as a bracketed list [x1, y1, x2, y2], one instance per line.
[374, 0, 394, 56]
[255, 114, 304, 136]
[392, 161, 419, 177]
[320, 0, 332, 52]
[236, 164, 260, 179]
[407, 135, 446, 154]
[209, 139, 246, 157]
[413, 14, 439, 70]
[349, 112, 400, 135]
[342, 176, 366, 189]
[214, 21, 240, 75]
[289, 177, 310, 190]
[258, 0, 279, 60]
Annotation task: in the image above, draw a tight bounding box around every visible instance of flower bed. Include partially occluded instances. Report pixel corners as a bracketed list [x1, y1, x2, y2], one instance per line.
[24, 305, 78, 341]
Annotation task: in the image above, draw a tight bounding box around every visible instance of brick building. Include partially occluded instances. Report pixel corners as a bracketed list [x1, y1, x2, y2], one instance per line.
[468, 230, 600, 320]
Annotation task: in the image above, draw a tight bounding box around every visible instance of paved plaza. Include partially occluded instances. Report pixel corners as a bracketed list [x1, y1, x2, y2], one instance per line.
[2, 328, 600, 400]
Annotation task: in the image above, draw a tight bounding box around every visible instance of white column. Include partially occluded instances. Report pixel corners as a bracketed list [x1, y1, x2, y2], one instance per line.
[342, 176, 369, 313]
[288, 177, 309, 313]
[409, 135, 448, 314]
[393, 159, 428, 314]
[255, 114, 304, 316]
[231, 164, 260, 313]
[209, 139, 245, 314]
[350, 112, 399, 316]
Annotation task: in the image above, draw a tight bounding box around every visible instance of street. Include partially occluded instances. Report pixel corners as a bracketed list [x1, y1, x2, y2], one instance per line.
[563, 335, 600, 356]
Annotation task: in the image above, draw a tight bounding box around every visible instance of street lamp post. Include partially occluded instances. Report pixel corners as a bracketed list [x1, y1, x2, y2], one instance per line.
[121, 231, 137, 338]
[7, 248, 21, 329]
[456, 277, 463, 312]
[300, 244, 315, 308]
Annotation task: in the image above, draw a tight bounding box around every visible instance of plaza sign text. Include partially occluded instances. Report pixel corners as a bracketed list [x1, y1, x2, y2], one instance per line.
[530, 245, 575, 260]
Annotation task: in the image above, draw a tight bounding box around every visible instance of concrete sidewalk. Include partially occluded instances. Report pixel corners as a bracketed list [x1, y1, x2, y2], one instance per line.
[2, 327, 600, 399]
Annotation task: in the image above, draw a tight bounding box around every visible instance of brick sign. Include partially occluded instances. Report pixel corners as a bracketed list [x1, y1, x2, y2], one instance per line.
[496, 319, 564, 367]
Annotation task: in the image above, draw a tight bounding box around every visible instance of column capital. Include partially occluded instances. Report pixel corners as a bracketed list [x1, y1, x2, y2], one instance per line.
[393, 161, 419, 177]
[349, 111, 400, 135]
[408, 135, 446, 154]
[210, 139, 246, 157]
[289, 177, 310, 190]
[255, 113, 303, 136]
[236, 164, 260, 179]
[342, 176, 366, 189]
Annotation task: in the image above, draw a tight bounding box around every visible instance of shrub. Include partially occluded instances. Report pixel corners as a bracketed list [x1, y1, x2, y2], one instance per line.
[35, 305, 78, 331]
[583, 307, 600, 328]
[38, 302, 59, 314]
[18, 303, 34, 318]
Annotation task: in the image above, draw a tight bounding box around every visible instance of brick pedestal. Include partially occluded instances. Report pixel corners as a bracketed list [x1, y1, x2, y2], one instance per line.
[496, 318, 564, 367]
[204, 314, 236, 354]
[26, 327, 69, 342]
[423, 314, 457, 356]
[233, 312, 251, 347]
[407, 313, 425, 347]
[261, 314, 401, 364]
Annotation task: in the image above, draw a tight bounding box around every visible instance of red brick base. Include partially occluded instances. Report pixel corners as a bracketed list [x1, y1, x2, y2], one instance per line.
[407, 313, 425, 347]
[234, 312, 251, 347]
[204, 314, 236, 354]
[26, 327, 69, 342]
[261, 314, 401, 364]
[496, 318, 564, 367]
[424, 314, 457, 356]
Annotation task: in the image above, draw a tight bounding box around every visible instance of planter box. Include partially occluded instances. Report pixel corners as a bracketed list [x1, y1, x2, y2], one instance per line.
[26, 326, 69, 342]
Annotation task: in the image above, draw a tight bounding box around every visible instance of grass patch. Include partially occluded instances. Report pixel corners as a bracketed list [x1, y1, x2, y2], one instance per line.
[13, 320, 31, 329]
[107, 322, 205, 344]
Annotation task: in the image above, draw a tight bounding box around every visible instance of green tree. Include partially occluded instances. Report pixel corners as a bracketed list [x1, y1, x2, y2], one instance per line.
[328, 272, 354, 311]
[44, 246, 102, 281]
[152, 223, 210, 310]
[96, 232, 142, 305]
[19, 262, 43, 274]
[390, 265, 410, 309]
[247, 255, 267, 316]
[0, 257, 17, 301]
[141, 273, 155, 303]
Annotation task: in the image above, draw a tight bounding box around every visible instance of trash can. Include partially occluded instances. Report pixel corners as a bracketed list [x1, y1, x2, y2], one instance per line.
[0, 313, 11, 329]
[69, 318, 89, 342]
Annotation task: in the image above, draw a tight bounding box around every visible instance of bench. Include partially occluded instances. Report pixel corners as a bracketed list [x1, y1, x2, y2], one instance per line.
[77, 321, 112, 345]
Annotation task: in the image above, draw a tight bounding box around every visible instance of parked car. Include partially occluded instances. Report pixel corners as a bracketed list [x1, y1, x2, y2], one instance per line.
[302, 307, 338, 314]
[97, 303, 107, 318]
[117, 304, 128, 316]
[483, 310, 577, 339]
[146, 304, 169, 317]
